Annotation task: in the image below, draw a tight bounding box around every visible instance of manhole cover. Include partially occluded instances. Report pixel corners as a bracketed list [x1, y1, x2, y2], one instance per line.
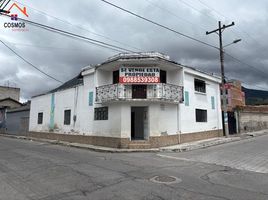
[150, 175, 182, 184]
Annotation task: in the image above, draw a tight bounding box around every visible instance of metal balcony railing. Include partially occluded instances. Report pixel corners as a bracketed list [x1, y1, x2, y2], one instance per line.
[96, 83, 184, 103]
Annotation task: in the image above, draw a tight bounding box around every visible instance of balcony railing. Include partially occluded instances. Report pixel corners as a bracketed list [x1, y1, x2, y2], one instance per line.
[96, 83, 184, 103]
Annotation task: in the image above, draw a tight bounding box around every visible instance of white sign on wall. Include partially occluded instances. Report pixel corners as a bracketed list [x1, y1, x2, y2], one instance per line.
[119, 67, 160, 84]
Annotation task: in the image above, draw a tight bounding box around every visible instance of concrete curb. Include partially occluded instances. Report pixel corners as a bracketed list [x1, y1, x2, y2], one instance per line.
[0, 131, 267, 153]
[0, 134, 160, 153]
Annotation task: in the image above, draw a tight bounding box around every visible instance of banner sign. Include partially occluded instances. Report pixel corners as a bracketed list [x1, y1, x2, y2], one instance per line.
[119, 67, 160, 84]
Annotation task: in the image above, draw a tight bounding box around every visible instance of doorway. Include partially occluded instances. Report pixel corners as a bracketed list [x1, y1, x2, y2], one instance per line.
[132, 85, 147, 99]
[228, 111, 237, 134]
[131, 107, 148, 140]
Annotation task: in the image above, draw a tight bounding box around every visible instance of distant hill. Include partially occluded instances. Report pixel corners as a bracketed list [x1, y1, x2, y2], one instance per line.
[242, 87, 268, 105]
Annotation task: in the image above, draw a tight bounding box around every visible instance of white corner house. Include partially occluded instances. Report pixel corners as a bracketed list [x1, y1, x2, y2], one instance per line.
[29, 52, 223, 148]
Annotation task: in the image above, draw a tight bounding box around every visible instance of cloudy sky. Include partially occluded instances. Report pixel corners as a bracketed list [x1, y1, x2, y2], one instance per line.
[0, 0, 267, 101]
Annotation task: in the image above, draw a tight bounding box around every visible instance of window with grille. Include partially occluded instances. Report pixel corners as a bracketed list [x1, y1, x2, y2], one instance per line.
[94, 107, 108, 120]
[64, 109, 71, 125]
[196, 109, 207, 122]
[37, 112, 43, 124]
[194, 79, 206, 93]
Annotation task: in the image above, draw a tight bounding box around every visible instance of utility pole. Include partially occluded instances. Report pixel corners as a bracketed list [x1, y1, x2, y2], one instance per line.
[206, 21, 235, 137]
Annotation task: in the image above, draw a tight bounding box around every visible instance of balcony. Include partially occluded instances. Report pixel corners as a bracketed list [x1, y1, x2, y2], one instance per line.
[96, 83, 184, 104]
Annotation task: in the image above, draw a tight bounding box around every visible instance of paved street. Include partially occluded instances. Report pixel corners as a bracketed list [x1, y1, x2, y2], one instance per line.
[0, 136, 268, 200]
[160, 134, 268, 174]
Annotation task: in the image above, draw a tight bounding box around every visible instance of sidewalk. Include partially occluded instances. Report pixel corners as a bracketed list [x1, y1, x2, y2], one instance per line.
[1, 129, 268, 153]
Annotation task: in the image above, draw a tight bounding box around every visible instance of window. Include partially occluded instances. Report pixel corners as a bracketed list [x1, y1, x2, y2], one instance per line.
[37, 112, 43, 124]
[64, 109, 71, 125]
[88, 91, 93, 106]
[184, 91, 189, 106]
[160, 70, 166, 83]
[211, 96, 215, 110]
[94, 107, 108, 120]
[113, 70, 119, 84]
[196, 109, 207, 122]
[194, 79, 206, 93]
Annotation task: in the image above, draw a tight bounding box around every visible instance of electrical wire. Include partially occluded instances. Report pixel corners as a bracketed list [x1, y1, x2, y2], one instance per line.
[99, 0, 218, 50]
[12, 0, 143, 52]
[100, 0, 268, 82]
[0, 13, 134, 53]
[224, 52, 268, 78]
[145, 0, 207, 31]
[1, 2, 267, 91]
[0, 39, 64, 83]
[195, 0, 263, 48]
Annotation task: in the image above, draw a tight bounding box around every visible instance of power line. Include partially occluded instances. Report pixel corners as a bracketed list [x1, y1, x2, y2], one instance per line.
[7, 41, 90, 51]
[2, 1, 267, 89]
[0, 39, 63, 83]
[196, 0, 227, 20]
[99, 0, 268, 80]
[195, 0, 263, 48]
[0, 13, 134, 53]
[99, 0, 218, 50]
[145, 0, 207, 31]
[177, 0, 215, 21]
[12, 0, 143, 52]
[224, 52, 268, 78]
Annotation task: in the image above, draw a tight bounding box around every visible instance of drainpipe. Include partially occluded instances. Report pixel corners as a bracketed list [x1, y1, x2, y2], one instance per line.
[177, 103, 181, 144]
[73, 86, 79, 129]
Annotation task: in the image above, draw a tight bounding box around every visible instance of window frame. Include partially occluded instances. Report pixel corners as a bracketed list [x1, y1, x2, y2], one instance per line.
[194, 78, 206, 93]
[94, 107, 108, 120]
[195, 109, 207, 122]
[113, 70, 119, 84]
[37, 112, 43, 124]
[64, 109, 71, 125]
[160, 70, 167, 83]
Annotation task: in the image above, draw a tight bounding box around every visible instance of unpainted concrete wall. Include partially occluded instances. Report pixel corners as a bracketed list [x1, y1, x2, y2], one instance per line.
[0, 86, 20, 101]
[238, 110, 268, 133]
[6, 110, 30, 135]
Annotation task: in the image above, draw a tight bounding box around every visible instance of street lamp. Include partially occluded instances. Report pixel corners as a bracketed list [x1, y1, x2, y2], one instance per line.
[223, 39, 242, 48]
[206, 21, 241, 138]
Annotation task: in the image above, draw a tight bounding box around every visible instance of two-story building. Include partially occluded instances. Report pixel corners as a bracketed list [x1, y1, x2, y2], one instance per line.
[29, 52, 223, 148]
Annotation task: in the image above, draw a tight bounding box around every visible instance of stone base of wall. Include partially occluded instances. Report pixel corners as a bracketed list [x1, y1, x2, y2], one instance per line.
[28, 129, 223, 149]
[149, 129, 223, 148]
[28, 132, 129, 148]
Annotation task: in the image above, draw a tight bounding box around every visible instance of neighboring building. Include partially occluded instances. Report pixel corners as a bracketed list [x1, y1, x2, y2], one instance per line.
[0, 86, 21, 131]
[221, 80, 245, 112]
[220, 80, 246, 134]
[29, 52, 223, 148]
[0, 97, 22, 131]
[0, 85, 20, 101]
[6, 101, 30, 135]
[236, 105, 268, 133]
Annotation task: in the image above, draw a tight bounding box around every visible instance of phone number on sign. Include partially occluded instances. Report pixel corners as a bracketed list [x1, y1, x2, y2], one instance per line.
[121, 76, 159, 83]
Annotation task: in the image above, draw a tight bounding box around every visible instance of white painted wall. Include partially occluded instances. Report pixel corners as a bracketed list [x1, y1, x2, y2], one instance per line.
[96, 69, 112, 86]
[149, 103, 178, 136]
[180, 71, 222, 134]
[30, 59, 222, 139]
[29, 94, 51, 132]
[167, 69, 182, 85]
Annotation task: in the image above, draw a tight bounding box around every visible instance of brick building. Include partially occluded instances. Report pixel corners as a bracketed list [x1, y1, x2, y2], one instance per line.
[222, 80, 245, 111]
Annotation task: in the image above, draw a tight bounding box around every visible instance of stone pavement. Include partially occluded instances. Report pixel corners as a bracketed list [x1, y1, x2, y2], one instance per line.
[159, 133, 268, 174]
[0, 129, 267, 153]
[1, 136, 268, 200]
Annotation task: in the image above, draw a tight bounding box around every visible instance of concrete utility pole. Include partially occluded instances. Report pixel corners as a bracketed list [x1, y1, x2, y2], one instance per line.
[206, 21, 235, 137]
